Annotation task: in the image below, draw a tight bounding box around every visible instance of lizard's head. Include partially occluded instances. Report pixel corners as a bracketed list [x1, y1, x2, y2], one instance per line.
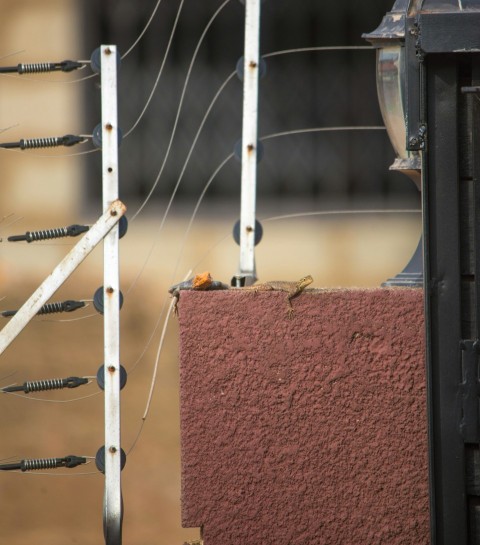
[299, 275, 313, 288]
[192, 271, 213, 290]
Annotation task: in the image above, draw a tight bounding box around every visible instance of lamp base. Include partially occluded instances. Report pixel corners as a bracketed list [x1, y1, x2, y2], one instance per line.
[382, 236, 423, 288]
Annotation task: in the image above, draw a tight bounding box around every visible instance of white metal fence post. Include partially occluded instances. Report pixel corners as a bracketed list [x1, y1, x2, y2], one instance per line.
[100, 45, 123, 545]
[238, 0, 261, 284]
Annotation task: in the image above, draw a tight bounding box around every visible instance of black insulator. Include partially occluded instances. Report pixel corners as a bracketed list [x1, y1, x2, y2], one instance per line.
[95, 446, 127, 475]
[2, 376, 89, 394]
[118, 216, 128, 239]
[92, 123, 123, 149]
[0, 134, 85, 150]
[0, 60, 84, 75]
[1, 299, 86, 318]
[90, 47, 121, 75]
[8, 223, 89, 243]
[232, 219, 263, 246]
[96, 365, 128, 391]
[0, 455, 86, 472]
[93, 287, 124, 315]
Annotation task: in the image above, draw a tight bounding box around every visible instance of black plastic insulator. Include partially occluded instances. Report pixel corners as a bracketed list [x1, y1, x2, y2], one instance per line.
[0, 134, 85, 150]
[96, 365, 128, 391]
[0, 455, 87, 472]
[118, 216, 128, 239]
[90, 47, 122, 75]
[8, 223, 89, 243]
[2, 376, 89, 394]
[95, 446, 127, 475]
[93, 287, 124, 315]
[1, 299, 86, 318]
[92, 123, 123, 149]
[233, 139, 264, 163]
[232, 219, 263, 246]
[235, 56, 267, 81]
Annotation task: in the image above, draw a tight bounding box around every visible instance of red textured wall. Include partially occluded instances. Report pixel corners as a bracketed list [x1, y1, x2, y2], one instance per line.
[178, 288, 429, 545]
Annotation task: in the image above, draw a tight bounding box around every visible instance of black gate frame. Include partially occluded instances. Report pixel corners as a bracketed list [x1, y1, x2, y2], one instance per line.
[406, 8, 480, 544]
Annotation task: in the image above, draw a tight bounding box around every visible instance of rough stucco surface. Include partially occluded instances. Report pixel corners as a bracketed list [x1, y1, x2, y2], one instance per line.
[178, 288, 428, 545]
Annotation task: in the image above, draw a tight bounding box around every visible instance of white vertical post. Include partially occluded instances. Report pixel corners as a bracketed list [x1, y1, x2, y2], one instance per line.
[238, 0, 261, 284]
[101, 45, 122, 545]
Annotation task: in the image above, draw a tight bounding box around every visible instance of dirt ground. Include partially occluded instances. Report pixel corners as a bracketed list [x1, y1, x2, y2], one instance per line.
[0, 211, 420, 545]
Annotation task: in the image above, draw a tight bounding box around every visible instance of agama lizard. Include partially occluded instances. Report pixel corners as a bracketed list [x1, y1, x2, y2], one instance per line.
[237, 275, 313, 318]
[168, 272, 229, 314]
[168, 273, 312, 317]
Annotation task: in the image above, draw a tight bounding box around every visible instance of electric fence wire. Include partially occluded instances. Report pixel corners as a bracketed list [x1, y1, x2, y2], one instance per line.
[121, 0, 164, 60]
[124, 0, 185, 138]
[130, 44, 376, 220]
[131, 0, 233, 221]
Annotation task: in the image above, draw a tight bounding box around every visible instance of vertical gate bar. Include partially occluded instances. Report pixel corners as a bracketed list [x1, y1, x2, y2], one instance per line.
[473, 59, 480, 341]
[100, 44, 122, 545]
[423, 56, 468, 545]
[238, 0, 261, 284]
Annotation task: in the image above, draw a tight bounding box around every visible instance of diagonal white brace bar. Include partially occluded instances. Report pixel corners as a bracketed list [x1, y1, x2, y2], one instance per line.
[238, 0, 261, 284]
[0, 200, 126, 357]
[100, 44, 123, 545]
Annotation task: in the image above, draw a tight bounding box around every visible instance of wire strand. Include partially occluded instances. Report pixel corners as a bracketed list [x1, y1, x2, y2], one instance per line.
[125, 71, 236, 295]
[263, 45, 374, 59]
[260, 126, 385, 141]
[122, 0, 164, 59]
[124, 0, 185, 137]
[131, 0, 233, 221]
[127, 269, 191, 455]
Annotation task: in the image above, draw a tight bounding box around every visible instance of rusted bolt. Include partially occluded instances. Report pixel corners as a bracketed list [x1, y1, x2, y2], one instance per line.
[105, 47, 112, 55]
[108, 365, 116, 373]
[109, 446, 117, 454]
[106, 286, 114, 294]
[110, 209, 118, 216]
[247, 143, 255, 152]
[249, 60, 257, 68]
[246, 225, 254, 233]
[105, 123, 113, 131]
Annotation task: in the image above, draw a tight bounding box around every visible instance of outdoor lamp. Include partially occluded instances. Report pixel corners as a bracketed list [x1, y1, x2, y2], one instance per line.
[364, 0, 422, 287]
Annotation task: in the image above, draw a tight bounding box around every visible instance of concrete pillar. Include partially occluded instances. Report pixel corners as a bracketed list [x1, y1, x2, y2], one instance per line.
[178, 288, 428, 544]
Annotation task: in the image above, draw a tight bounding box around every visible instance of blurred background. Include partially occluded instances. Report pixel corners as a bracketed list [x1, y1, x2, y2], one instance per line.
[0, 1, 420, 544]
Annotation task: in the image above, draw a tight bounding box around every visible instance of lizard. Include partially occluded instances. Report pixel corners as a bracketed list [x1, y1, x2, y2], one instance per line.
[236, 274, 313, 318]
[168, 271, 229, 314]
[168, 273, 312, 317]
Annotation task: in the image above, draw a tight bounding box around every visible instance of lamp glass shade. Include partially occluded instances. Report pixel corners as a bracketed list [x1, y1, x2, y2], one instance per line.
[376, 45, 408, 159]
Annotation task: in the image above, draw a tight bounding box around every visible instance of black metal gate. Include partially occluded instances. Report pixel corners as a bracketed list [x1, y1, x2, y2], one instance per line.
[408, 7, 480, 543]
